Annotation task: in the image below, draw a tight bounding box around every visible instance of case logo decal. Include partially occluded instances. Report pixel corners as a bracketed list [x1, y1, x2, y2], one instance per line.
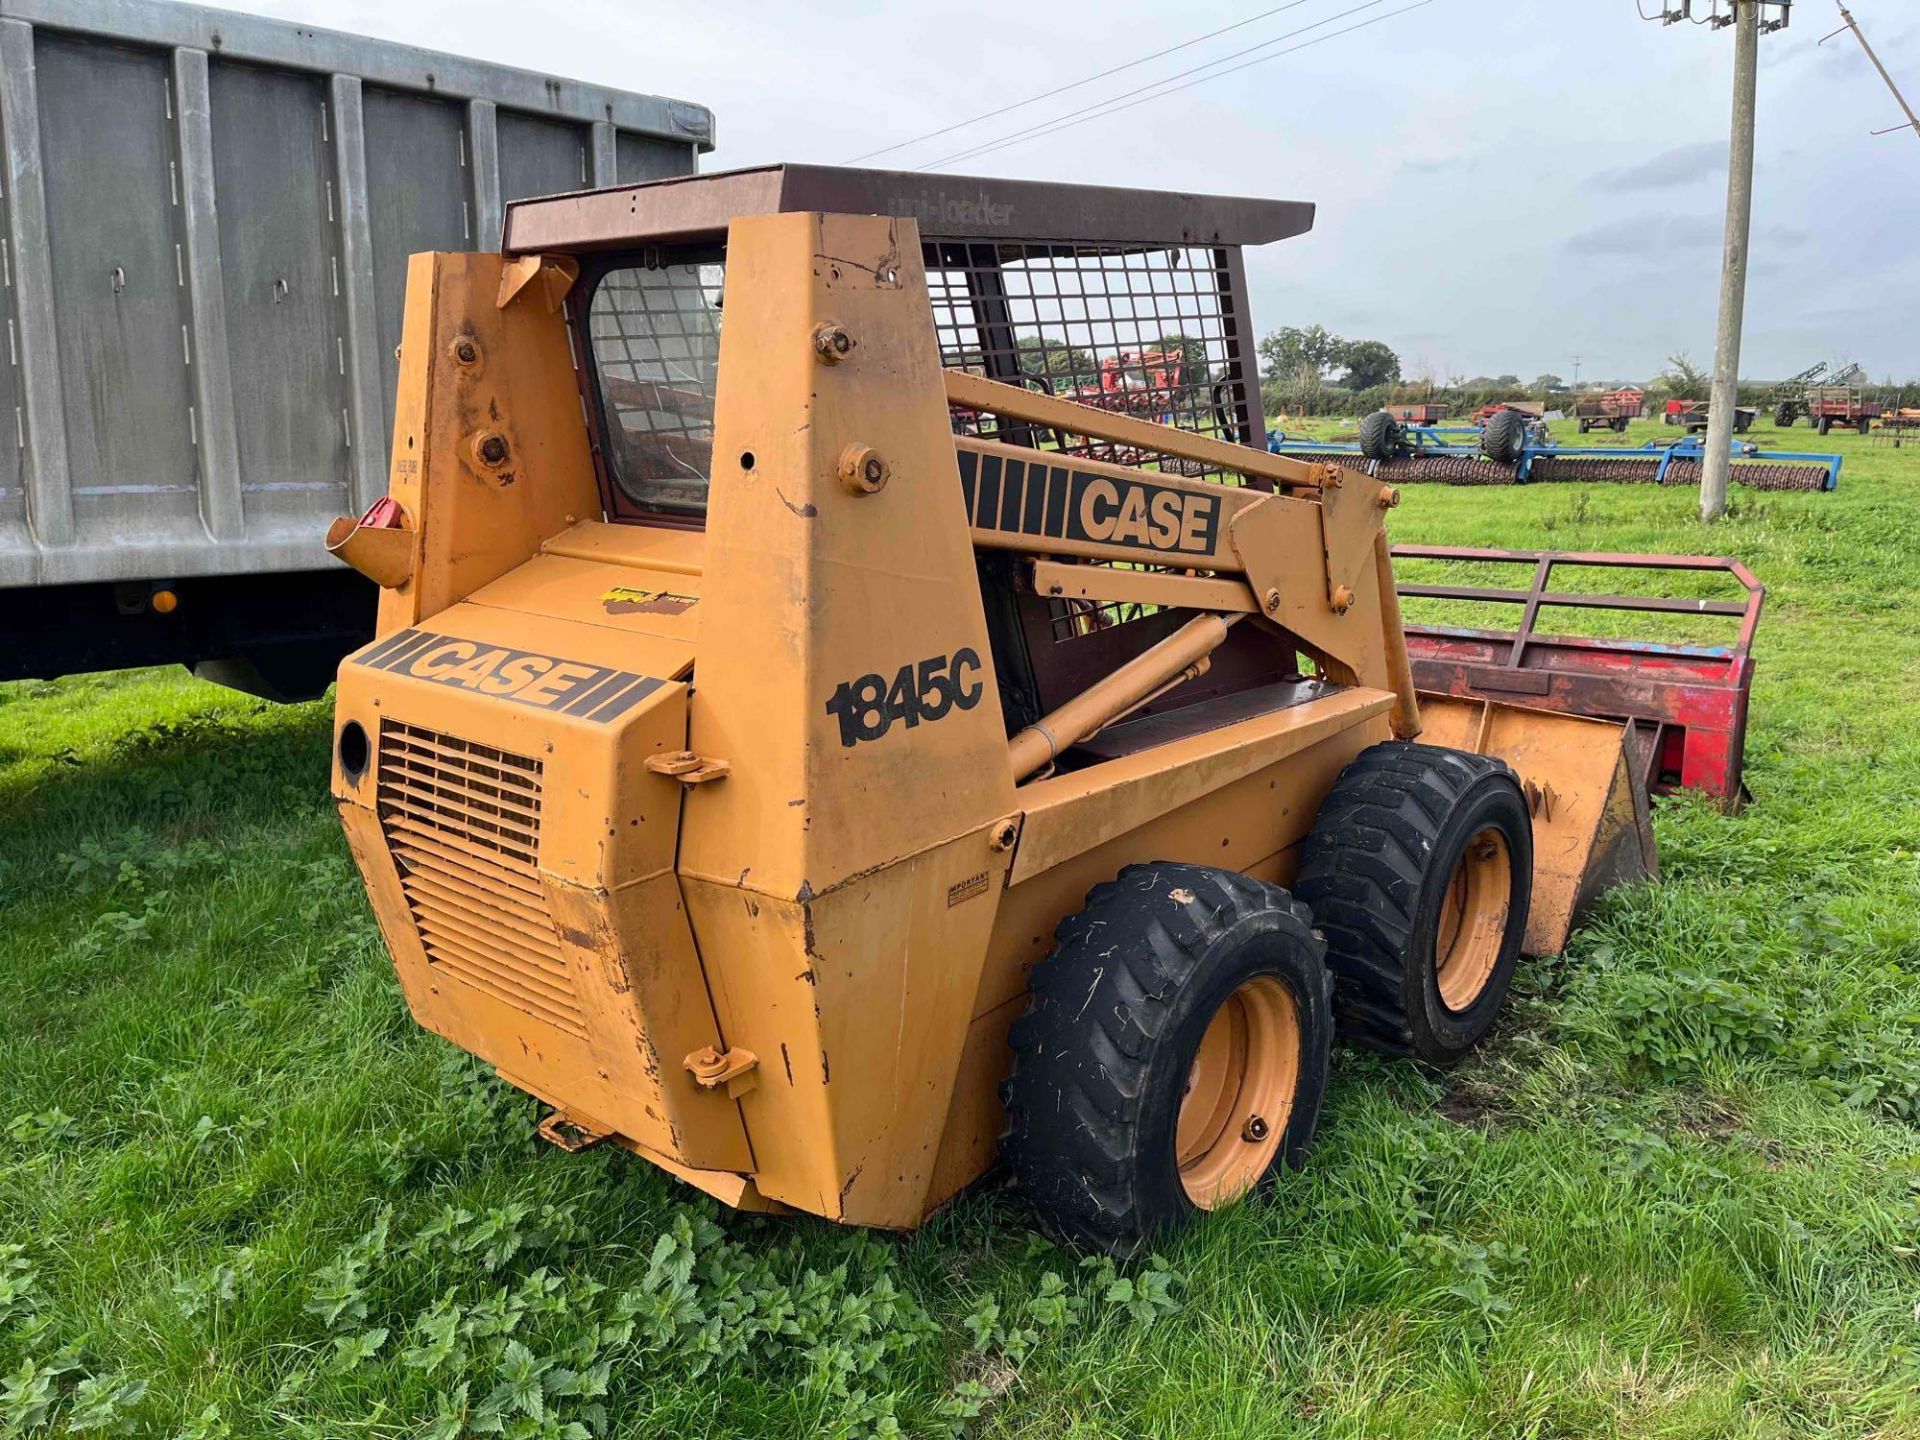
[351, 629, 661, 723]
[957, 448, 1219, 557]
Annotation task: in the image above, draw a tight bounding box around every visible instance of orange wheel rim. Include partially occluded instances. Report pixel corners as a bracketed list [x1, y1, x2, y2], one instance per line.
[1434, 827, 1512, 1012]
[1175, 976, 1299, 1210]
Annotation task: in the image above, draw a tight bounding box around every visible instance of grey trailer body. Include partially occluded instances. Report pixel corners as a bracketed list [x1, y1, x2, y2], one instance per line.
[0, 0, 711, 696]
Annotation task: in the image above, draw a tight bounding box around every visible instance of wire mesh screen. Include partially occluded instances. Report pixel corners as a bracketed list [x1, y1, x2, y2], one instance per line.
[586, 256, 725, 517]
[926, 240, 1257, 482]
[584, 238, 1260, 518]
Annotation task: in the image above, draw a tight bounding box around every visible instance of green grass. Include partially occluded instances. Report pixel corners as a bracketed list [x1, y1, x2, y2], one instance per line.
[5, 418, 1920, 1438]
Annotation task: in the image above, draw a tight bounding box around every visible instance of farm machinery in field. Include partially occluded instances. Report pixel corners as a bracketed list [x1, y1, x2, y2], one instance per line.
[1770, 363, 1882, 433]
[1572, 391, 1645, 434]
[1270, 415, 1841, 491]
[1665, 398, 1756, 434]
[1307, 407, 1542, 468]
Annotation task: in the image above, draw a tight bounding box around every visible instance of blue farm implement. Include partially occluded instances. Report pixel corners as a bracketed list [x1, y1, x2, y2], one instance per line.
[1269, 425, 1841, 493]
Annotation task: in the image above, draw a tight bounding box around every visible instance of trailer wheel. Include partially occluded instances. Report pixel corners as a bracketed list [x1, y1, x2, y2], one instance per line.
[1481, 409, 1529, 465]
[1816, 416, 1832, 436]
[1858, 419, 1871, 436]
[1358, 410, 1403, 462]
[1612, 416, 1630, 433]
[1002, 863, 1334, 1255]
[1578, 418, 1592, 435]
[1295, 743, 1532, 1066]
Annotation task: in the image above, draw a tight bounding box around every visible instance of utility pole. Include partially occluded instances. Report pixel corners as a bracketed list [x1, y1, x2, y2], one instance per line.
[1833, 3, 1920, 143]
[1646, 3, 1793, 520]
[1700, 0, 1761, 522]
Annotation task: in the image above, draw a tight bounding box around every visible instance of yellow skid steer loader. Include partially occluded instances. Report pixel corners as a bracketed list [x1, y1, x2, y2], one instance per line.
[327, 166, 1653, 1252]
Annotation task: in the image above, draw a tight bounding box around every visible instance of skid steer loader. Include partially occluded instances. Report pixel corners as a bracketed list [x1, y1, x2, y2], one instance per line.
[327, 166, 1655, 1253]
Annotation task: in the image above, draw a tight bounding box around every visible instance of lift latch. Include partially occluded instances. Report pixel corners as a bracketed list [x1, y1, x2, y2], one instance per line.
[645, 751, 731, 784]
[685, 1045, 759, 1098]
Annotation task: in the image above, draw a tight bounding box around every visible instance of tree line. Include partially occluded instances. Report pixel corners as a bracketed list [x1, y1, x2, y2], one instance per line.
[1003, 325, 1917, 420]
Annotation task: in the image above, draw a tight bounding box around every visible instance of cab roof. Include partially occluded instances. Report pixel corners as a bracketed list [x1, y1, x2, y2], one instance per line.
[501, 162, 1315, 255]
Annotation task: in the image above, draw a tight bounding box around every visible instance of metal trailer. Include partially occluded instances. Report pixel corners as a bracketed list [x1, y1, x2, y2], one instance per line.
[0, 0, 712, 698]
[1572, 394, 1644, 434]
[1796, 385, 1883, 436]
[1664, 399, 1755, 434]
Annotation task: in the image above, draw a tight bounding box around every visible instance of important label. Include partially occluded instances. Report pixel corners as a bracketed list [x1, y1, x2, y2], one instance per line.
[946, 871, 990, 908]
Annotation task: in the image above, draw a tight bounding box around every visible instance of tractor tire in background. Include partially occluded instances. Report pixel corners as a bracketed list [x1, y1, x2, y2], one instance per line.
[1294, 743, 1532, 1067]
[1773, 406, 1796, 427]
[1002, 863, 1334, 1255]
[1481, 409, 1529, 465]
[1358, 410, 1404, 462]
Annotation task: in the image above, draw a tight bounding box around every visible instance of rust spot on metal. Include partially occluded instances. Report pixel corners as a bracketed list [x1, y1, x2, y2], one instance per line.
[839, 1164, 865, 1204]
[776, 488, 817, 518]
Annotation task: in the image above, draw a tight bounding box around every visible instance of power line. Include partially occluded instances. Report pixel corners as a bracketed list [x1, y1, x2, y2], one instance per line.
[917, 0, 1398, 170]
[1830, 3, 1920, 142]
[843, 0, 1324, 165]
[920, 0, 1430, 171]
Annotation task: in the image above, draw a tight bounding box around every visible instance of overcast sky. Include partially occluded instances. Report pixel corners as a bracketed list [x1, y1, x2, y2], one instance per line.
[233, 0, 1920, 384]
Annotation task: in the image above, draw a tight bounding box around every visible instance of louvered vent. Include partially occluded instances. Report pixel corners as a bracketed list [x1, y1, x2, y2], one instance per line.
[375, 721, 586, 1039]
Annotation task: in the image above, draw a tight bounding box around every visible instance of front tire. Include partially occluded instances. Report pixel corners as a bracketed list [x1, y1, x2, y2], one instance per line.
[1296, 743, 1533, 1066]
[1003, 864, 1334, 1255]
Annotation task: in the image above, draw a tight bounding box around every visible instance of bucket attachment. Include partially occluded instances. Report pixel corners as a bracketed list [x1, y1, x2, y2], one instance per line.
[1415, 695, 1658, 956]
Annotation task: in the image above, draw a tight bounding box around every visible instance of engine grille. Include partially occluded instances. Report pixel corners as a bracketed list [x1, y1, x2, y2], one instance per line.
[375, 721, 587, 1039]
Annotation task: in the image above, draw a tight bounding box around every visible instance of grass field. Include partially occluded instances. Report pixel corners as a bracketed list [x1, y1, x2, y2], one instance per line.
[4, 417, 1918, 1438]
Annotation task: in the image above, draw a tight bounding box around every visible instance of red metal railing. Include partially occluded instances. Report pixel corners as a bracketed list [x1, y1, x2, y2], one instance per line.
[1392, 546, 1764, 808]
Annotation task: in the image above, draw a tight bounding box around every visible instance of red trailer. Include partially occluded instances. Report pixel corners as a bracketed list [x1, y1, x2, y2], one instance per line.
[1384, 402, 1449, 424]
[1798, 386, 1882, 436]
[1666, 399, 1754, 434]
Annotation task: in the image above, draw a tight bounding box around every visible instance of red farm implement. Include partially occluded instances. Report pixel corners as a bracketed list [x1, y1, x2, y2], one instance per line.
[1393, 548, 1763, 809]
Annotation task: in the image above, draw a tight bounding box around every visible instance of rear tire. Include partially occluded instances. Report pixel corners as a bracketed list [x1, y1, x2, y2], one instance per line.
[1482, 409, 1529, 465]
[1295, 743, 1532, 1066]
[1358, 410, 1403, 462]
[1003, 863, 1334, 1255]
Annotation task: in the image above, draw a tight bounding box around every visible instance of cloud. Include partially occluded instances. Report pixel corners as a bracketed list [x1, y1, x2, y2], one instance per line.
[1591, 142, 1727, 191]
[1566, 213, 1809, 259]
[1397, 154, 1471, 176]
